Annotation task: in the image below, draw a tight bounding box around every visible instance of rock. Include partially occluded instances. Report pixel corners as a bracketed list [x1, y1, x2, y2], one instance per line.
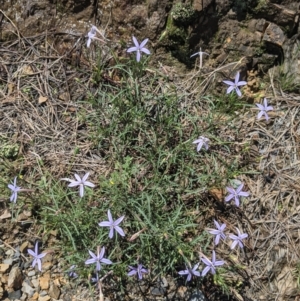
[0, 264, 10, 273]
[20, 292, 27, 301]
[0, 283, 3, 299]
[8, 267, 23, 289]
[49, 283, 60, 299]
[0, 274, 8, 284]
[22, 281, 35, 297]
[30, 292, 39, 300]
[3, 258, 13, 265]
[31, 279, 39, 289]
[38, 295, 50, 301]
[281, 35, 300, 92]
[20, 241, 29, 253]
[189, 290, 208, 301]
[41, 262, 51, 271]
[8, 289, 21, 300]
[39, 277, 49, 290]
[27, 271, 36, 277]
[161, 276, 168, 287]
[39, 290, 47, 296]
[263, 22, 286, 47]
[193, 0, 213, 12]
[151, 287, 166, 295]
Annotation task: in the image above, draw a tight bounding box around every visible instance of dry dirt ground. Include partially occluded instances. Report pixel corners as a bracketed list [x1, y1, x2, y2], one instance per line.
[1, 3, 300, 301]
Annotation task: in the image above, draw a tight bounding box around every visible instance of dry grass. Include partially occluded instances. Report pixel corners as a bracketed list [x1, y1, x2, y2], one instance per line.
[0, 19, 111, 179]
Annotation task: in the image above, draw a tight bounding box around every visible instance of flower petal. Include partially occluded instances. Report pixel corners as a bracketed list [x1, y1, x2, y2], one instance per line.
[101, 258, 112, 265]
[223, 80, 234, 86]
[141, 47, 150, 55]
[82, 172, 90, 182]
[84, 181, 95, 188]
[132, 36, 139, 48]
[139, 38, 149, 48]
[127, 46, 138, 53]
[201, 266, 210, 277]
[115, 226, 125, 237]
[136, 51, 141, 62]
[226, 85, 235, 94]
[79, 185, 84, 197]
[235, 87, 242, 97]
[99, 221, 111, 227]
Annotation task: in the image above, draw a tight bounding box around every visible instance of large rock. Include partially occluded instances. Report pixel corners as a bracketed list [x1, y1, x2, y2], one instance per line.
[281, 34, 300, 92]
[8, 267, 23, 290]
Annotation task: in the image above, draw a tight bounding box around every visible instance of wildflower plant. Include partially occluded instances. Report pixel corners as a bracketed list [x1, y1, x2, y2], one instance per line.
[33, 44, 255, 297]
[201, 251, 225, 276]
[86, 25, 106, 47]
[178, 263, 201, 282]
[127, 36, 150, 62]
[28, 242, 47, 272]
[192, 136, 210, 152]
[256, 98, 273, 121]
[8, 177, 21, 203]
[85, 246, 112, 271]
[225, 183, 249, 207]
[223, 72, 247, 97]
[61, 172, 95, 198]
[190, 47, 209, 69]
[128, 264, 149, 280]
[207, 220, 226, 245]
[229, 228, 248, 249]
[98, 209, 125, 239]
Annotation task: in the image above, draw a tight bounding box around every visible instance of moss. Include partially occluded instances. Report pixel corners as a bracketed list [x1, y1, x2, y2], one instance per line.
[0, 142, 19, 159]
[171, 3, 196, 26]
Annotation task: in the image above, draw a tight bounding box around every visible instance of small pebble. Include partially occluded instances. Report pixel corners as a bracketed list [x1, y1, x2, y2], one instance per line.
[28, 271, 36, 277]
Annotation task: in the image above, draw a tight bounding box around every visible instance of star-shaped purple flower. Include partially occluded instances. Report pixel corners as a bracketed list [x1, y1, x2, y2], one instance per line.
[85, 246, 112, 271]
[207, 220, 226, 245]
[178, 263, 200, 282]
[128, 264, 148, 280]
[223, 72, 247, 97]
[256, 98, 273, 121]
[61, 172, 95, 198]
[190, 47, 209, 69]
[8, 177, 21, 203]
[27, 242, 47, 272]
[225, 183, 249, 207]
[98, 209, 125, 239]
[201, 251, 224, 276]
[86, 25, 106, 47]
[229, 228, 248, 249]
[127, 36, 150, 62]
[192, 136, 210, 152]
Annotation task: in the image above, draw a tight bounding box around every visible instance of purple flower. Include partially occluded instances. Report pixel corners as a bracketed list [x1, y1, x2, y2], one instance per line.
[225, 183, 249, 207]
[61, 172, 95, 198]
[68, 265, 78, 278]
[8, 177, 21, 203]
[192, 136, 210, 152]
[85, 247, 112, 271]
[190, 47, 209, 69]
[178, 263, 200, 282]
[91, 272, 99, 285]
[86, 25, 106, 47]
[223, 72, 247, 97]
[127, 36, 150, 62]
[98, 209, 125, 239]
[27, 242, 47, 272]
[128, 264, 148, 280]
[201, 251, 224, 276]
[207, 220, 226, 245]
[229, 228, 248, 249]
[256, 98, 273, 121]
